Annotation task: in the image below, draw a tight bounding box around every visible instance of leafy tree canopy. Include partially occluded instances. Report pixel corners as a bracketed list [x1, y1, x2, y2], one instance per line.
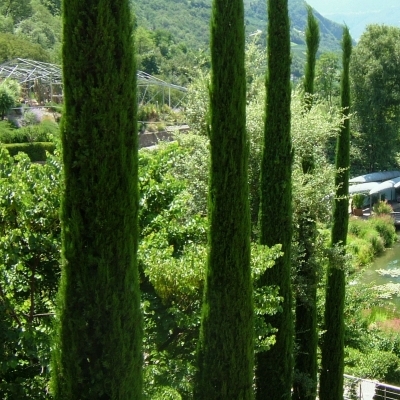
[0, 32, 50, 62]
[351, 24, 400, 173]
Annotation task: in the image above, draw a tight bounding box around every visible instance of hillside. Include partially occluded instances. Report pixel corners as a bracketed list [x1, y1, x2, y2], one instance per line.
[131, 0, 344, 54]
[305, 0, 400, 40]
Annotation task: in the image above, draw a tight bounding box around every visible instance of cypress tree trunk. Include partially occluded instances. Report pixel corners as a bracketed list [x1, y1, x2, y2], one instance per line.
[194, 0, 253, 398]
[319, 26, 352, 400]
[256, 0, 293, 398]
[292, 8, 320, 400]
[51, 1, 142, 398]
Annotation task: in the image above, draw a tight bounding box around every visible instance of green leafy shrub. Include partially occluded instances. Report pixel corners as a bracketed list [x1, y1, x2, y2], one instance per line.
[138, 104, 159, 121]
[17, 120, 58, 143]
[0, 119, 59, 144]
[0, 120, 19, 143]
[345, 347, 400, 384]
[0, 85, 15, 119]
[138, 141, 281, 397]
[157, 122, 166, 131]
[369, 215, 397, 247]
[0, 33, 51, 63]
[37, 119, 59, 139]
[0, 148, 61, 399]
[347, 234, 375, 265]
[348, 217, 371, 237]
[20, 110, 39, 126]
[347, 215, 397, 265]
[364, 230, 385, 255]
[373, 200, 393, 215]
[3, 142, 56, 162]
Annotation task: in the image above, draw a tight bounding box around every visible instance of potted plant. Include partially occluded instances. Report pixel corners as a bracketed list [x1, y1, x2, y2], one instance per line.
[352, 193, 365, 216]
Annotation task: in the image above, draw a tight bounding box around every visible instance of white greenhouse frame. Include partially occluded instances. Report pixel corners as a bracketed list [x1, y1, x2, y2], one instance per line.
[0, 58, 187, 107]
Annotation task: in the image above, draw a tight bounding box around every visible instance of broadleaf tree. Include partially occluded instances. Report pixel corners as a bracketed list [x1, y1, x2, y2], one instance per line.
[350, 24, 400, 173]
[194, 0, 254, 397]
[51, 0, 142, 398]
[256, 0, 293, 398]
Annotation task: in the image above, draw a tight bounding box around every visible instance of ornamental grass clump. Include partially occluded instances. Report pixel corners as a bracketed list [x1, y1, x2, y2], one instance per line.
[352, 193, 365, 209]
[373, 200, 393, 215]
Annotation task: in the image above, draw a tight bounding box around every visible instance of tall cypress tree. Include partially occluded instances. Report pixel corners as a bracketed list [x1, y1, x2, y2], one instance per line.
[319, 26, 352, 400]
[303, 6, 320, 108]
[194, 0, 253, 398]
[51, 0, 142, 398]
[256, 0, 293, 398]
[292, 7, 320, 400]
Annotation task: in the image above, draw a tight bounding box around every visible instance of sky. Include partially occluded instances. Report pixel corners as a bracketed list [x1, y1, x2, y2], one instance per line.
[305, 0, 400, 40]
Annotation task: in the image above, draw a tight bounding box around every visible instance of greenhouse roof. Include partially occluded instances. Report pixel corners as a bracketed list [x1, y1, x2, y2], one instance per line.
[369, 177, 400, 194]
[349, 171, 400, 184]
[137, 71, 186, 92]
[0, 58, 187, 92]
[348, 182, 380, 194]
[0, 58, 62, 84]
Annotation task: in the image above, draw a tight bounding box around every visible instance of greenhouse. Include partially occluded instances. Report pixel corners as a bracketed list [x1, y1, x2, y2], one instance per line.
[0, 58, 187, 107]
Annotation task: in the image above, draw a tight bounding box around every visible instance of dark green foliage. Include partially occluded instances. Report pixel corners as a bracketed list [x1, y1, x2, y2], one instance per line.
[292, 10, 320, 400]
[332, 25, 352, 250]
[0, 120, 59, 144]
[0, 33, 50, 63]
[369, 215, 397, 247]
[346, 347, 400, 384]
[0, 0, 33, 23]
[132, 0, 343, 73]
[51, 0, 142, 398]
[319, 26, 352, 400]
[350, 25, 400, 173]
[256, 0, 293, 398]
[138, 140, 279, 398]
[3, 142, 55, 161]
[139, 151, 207, 397]
[0, 148, 61, 399]
[315, 52, 341, 107]
[0, 86, 15, 119]
[135, 26, 196, 87]
[195, 0, 253, 398]
[292, 209, 319, 400]
[40, 0, 62, 15]
[0, 120, 16, 141]
[303, 6, 320, 101]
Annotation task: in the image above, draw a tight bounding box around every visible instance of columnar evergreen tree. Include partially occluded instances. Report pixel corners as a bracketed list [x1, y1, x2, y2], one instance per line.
[256, 0, 293, 398]
[194, 0, 253, 398]
[292, 8, 320, 400]
[51, 1, 142, 398]
[303, 6, 320, 110]
[319, 26, 352, 400]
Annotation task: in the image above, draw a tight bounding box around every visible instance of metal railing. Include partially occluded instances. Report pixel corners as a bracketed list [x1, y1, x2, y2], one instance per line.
[344, 374, 400, 399]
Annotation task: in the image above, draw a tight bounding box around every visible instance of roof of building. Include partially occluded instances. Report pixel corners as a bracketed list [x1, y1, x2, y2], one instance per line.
[350, 171, 400, 183]
[349, 182, 380, 194]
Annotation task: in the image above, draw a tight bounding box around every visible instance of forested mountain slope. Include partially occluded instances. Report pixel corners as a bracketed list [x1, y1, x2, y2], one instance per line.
[305, 0, 400, 40]
[131, 0, 344, 53]
[0, 0, 343, 84]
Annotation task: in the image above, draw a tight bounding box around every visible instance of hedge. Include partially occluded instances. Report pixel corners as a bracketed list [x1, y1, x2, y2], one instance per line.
[3, 142, 55, 162]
